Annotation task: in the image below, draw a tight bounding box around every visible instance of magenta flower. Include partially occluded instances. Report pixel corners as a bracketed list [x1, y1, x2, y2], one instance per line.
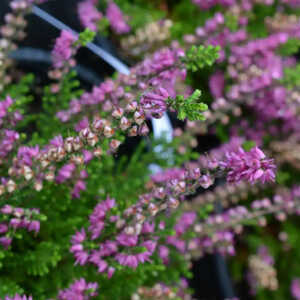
[116, 233, 138, 247]
[57, 278, 98, 300]
[209, 71, 225, 99]
[56, 163, 76, 183]
[221, 147, 276, 184]
[78, 0, 102, 31]
[115, 253, 139, 269]
[151, 168, 185, 183]
[106, 1, 130, 34]
[140, 87, 169, 117]
[291, 279, 300, 300]
[52, 30, 77, 68]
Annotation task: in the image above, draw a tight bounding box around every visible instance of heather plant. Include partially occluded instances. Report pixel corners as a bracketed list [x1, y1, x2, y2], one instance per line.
[0, 0, 299, 299]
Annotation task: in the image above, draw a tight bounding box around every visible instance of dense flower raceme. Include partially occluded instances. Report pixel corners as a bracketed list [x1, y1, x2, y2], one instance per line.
[220, 146, 276, 184]
[51, 30, 78, 69]
[106, 1, 130, 34]
[0, 205, 43, 249]
[70, 149, 276, 274]
[70, 197, 158, 274]
[48, 30, 80, 93]
[175, 187, 300, 259]
[0, 43, 213, 199]
[0, 96, 23, 163]
[56, 46, 186, 125]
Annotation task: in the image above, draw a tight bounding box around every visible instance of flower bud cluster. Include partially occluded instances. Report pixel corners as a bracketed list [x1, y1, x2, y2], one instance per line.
[270, 135, 300, 170]
[56, 46, 185, 127]
[121, 20, 173, 57]
[247, 246, 278, 294]
[0, 0, 47, 91]
[131, 279, 192, 300]
[180, 187, 300, 258]
[0, 96, 23, 163]
[186, 181, 263, 210]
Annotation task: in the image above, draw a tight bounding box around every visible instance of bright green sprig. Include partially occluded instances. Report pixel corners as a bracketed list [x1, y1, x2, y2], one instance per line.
[168, 89, 208, 121]
[278, 38, 300, 56]
[76, 29, 96, 46]
[97, 17, 110, 36]
[281, 64, 300, 89]
[182, 45, 220, 72]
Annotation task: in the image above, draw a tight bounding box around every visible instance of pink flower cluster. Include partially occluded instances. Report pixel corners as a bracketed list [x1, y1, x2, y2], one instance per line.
[51, 30, 77, 68]
[78, 0, 102, 31]
[55, 45, 186, 132]
[0, 205, 41, 248]
[57, 278, 98, 300]
[140, 87, 169, 118]
[77, 0, 130, 34]
[221, 147, 276, 184]
[291, 278, 300, 300]
[151, 167, 185, 184]
[106, 1, 130, 34]
[70, 197, 157, 275]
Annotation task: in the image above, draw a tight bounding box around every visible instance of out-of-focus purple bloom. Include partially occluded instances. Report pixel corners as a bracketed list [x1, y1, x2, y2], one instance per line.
[106, 1, 130, 34]
[57, 278, 98, 300]
[52, 30, 77, 68]
[291, 278, 300, 300]
[151, 168, 185, 183]
[209, 71, 225, 99]
[78, 0, 102, 31]
[56, 163, 76, 184]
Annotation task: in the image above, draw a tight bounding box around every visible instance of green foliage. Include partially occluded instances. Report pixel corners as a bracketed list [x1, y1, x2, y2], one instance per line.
[114, 0, 165, 31]
[169, 89, 208, 121]
[281, 64, 300, 89]
[225, 13, 239, 32]
[77, 29, 96, 46]
[97, 17, 110, 36]
[279, 38, 300, 56]
[242, 140, 256, 152]
[182, 45, 220, 72]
